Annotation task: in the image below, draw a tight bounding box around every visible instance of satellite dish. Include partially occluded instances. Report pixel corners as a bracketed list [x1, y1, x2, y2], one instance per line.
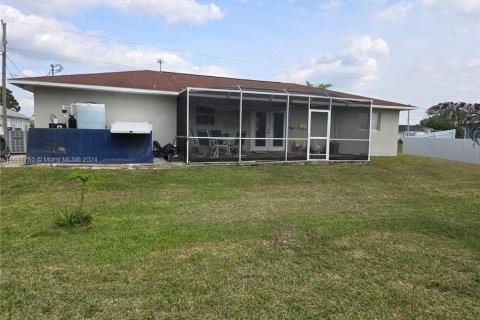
[49, 64, 64, 76]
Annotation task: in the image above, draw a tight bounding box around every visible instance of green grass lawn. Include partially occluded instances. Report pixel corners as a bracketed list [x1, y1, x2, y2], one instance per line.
[1, 155, 479, 319]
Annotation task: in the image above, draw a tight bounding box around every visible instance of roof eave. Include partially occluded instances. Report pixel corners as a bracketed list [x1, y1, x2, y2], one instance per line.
[8, 79, 179, 96]
[373, 104, 417, 111]
[185, 86, 374, 103]
[8, 79, 416, 109]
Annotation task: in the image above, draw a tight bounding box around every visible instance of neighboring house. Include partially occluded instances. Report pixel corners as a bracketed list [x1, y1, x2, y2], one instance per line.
[398, 124, 432, 141]
[407, 129, 456, 139]
[0, 106, 31, 135]
[9, 70, 415, 164]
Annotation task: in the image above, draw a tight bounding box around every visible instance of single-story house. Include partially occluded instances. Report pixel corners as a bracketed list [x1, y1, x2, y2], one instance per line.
[398, 124, 433, 141]
[0, 106, 31, 154]
[9, 70, 415, 164]
[404, 129, 456, 139]
[0, 106, 30, 135]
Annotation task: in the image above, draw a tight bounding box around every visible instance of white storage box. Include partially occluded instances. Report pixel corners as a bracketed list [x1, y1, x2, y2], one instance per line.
[110, 122, 152, 134]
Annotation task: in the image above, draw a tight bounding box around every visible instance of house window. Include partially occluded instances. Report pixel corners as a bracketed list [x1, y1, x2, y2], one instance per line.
[358, 111, 381, 131]
[358, 112, 369, 130]
[372, 111, 381, 131]
[195, 106, 215, 125]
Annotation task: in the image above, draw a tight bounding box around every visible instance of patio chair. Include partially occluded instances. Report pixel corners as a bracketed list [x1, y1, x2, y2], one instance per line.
[209, 129, 231, 157]
[232, 131, 247, 155]
[222, 132, 233, 152]
[194, 129, 215, 158]
[189, 128, 200, 152]
[293, 139, 305, 152]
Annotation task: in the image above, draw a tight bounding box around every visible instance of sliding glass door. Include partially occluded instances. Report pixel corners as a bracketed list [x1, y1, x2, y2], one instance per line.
[251, 111, 285, 151]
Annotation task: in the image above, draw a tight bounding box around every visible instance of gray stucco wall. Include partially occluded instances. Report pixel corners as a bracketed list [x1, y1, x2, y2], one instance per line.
[32, 87, 400, 157]
[33, 87, 177, 145]
[370, 108, 400, 156]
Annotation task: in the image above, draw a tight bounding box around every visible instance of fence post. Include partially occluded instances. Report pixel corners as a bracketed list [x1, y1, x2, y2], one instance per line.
[23, 131, 27, 153]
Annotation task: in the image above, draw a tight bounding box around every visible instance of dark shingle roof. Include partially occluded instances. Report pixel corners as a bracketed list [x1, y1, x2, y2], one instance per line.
[11, 70, 413, 107]
[0, 106, 30, 119]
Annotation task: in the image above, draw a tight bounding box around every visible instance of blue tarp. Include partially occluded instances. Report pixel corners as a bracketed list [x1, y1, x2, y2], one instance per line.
[26, 128, 153, 164]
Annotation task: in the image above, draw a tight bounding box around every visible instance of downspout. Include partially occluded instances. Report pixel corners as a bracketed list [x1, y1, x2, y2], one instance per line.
[368, 100, 373, 161]
[327, 98, 332, 161]
[186, 88, 190, 164]
[407, 110, 410, 137]
[283, 89, 290, 162]
[307, 97, 311, 161]
[238, 85, 243, 163]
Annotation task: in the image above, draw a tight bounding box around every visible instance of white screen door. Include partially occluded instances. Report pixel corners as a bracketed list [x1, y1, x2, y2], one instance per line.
[308, 110, 330, 160]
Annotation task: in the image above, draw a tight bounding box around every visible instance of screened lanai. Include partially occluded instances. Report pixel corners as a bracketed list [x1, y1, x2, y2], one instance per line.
[176, 87, 372, 164]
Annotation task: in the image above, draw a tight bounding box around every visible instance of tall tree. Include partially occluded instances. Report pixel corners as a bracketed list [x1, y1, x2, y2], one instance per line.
[426, 102, 480, 144]
[420, 115, 463, 138]
[0, 87, 20, 112]
[305, 81, 332, 90]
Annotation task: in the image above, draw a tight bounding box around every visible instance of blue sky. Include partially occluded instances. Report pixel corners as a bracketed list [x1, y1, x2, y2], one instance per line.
[1, 0, 479, 124]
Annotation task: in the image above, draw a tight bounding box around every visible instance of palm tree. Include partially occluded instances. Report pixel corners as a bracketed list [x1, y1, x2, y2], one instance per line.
[305, 81, 332, 90]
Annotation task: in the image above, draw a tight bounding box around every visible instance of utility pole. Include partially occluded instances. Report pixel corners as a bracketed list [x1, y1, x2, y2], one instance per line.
[2, 20, 7, 135]
[407, 110, 410, 137]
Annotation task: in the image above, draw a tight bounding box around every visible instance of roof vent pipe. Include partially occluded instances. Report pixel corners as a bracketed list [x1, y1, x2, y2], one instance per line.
[156, 58, 163, 72]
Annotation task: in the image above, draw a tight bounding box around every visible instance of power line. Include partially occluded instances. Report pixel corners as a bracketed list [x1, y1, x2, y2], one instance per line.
[9, 47, 144, 69]
[4, 51, 478, 105]
[6, 63, 14, 77]
[3, 18, 284, 68]
[6, 54, 26, 77]
[7, 47, 480, 102]
[10, 45, 480, 86]
[4, 18, 480, 84]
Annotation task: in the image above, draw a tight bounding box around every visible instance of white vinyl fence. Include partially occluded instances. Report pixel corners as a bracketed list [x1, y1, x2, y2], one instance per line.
[414, 129, 456, 139]
[403, 138, 480, 164]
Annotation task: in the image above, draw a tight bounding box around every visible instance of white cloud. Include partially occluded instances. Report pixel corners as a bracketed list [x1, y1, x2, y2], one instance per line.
[415, 58, 480, 85]
[319, 0, 342, 11]
[349, 35, 390, 56]
[21, 69, 47, 77]
[375, 2, 415, 23]
[396, 56, 479, 124]
[277, 35, 390, 87]
[1, 5, 233, 77]
[236, 0, 264, 4]
[11, 0, 224, 25]
[19, 95, 34, 117]
[404, 57, 480, 109]
[466, 57, 480, 69]
[419, 0, 480, 14]
[379, 0, 479, 24]
[419, 0, 435, 5]
[458, 0, 480, 13]
[191, 65, 236, 78]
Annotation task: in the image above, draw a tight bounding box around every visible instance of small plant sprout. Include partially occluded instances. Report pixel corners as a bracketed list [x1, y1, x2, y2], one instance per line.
[55, 171, 96, 228]
[70, 171, 96, 213]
